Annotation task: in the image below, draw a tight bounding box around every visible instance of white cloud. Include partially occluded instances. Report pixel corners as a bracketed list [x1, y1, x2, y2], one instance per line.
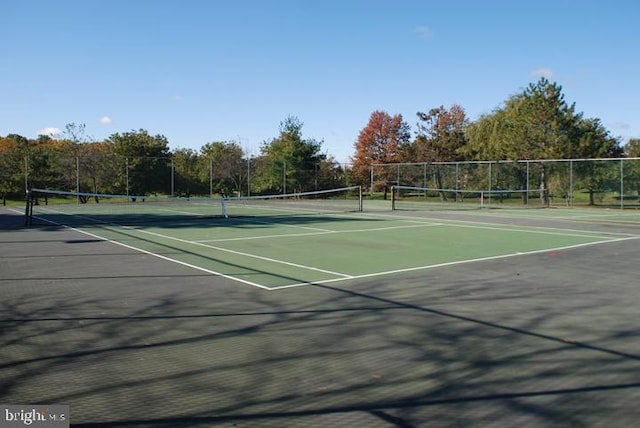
[610, 121, 630, 130]
[531, 68, 554, 79]
[413, 25, 432, 40]
[100, 116, 112, 125]
[173, 95, 184, 102]
[37, 127, 62, 137]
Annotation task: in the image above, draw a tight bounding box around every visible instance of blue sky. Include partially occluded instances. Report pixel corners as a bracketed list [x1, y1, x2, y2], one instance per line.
[2, 0, 638, 163]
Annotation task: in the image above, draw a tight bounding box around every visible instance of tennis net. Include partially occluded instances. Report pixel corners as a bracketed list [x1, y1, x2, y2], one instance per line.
[25, 186, 364, 226]
[222, 186, 363, 218]
[391, 185, 545, 211]
[25, 189, 220, 226]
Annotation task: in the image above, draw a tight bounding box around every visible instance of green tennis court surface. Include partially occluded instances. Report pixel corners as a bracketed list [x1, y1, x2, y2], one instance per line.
[3, 203, 640, 427]
[24, 201, 639, 289]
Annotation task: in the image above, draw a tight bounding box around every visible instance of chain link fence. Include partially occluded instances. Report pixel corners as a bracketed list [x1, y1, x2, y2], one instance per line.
[4, 152, 639, 208]
[1, 153, 352, 202]
[371, 158, 640, 208]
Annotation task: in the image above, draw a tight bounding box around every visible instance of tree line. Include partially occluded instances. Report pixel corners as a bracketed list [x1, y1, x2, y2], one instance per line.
[2, 78, 639, 205]
[0, 117, 347, 204]
[352, 78, 640, 204]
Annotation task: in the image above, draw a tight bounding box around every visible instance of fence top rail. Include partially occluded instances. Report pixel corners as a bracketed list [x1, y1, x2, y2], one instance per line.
[28, 188, 216, 201]
[372, 157, 640, 167]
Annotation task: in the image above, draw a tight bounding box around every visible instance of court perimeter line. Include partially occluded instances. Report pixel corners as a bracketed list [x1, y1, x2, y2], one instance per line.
[128, 224, 354, 279]
[197, 209, 630, 244]
[432, 221, 625, 240]
[35, 207, 353, 280]
[28, 213, 273, 290]
[197, 222, 442, 243]
[447, 207, 640, 225]
[359, 210, 640, 238]
[123, 216, 626, 289]
[21, 208, 639, 291]
[229, 216, 335, 233]
[268, 235, 640, 290]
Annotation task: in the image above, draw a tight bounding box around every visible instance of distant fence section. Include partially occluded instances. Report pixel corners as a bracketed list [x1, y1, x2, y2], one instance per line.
[371, 158, 640, 208]
[4, 153, 640, 208]
[1, 153, 352, 199]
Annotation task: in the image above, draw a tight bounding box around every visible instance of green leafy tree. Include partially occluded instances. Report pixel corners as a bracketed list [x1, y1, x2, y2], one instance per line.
[627, 138, 640, 157]
[76, 141, 117, 196]
[625, 139, 640, 199]
[172, 148, 207, 197]
[107, 129, 172, 195]
[200, 141, 247, 196]
[0, 136, 26, 203]
[5, 134, 34, 192]
[465, 79, 576, 158]
[46, 138, 77, 191]
[412, 104, 468, 162]
[256, 116, 326, 194]
[25, 135, 69, 191]
[315, 156, 348, 190]
[500, 79, 575, 204]
[410, 105, 468, 198]
[59, 123, 116, 196]
[465, 78, 621, 205]
[35, 125, 93, 193]
[568, 118, 623, 205]
[511, 78, 577, 159]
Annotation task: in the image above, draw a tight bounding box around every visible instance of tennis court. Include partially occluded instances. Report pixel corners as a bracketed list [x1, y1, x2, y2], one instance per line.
[2, 194, 640, 426]
[19, 189, 640, 289]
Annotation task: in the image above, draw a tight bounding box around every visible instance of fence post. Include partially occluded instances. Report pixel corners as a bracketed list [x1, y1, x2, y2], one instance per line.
[24, 190, 32, 226]
[490, 161, 493, 206]
[171, 157, 175, 196]
[526, 161, 530, 205]
[76, 156, 80, 204]
[423, 162, 427, 190]
[210, 158, 213, 198]
[620, 159, 624, 210]
[24, 156, 28, 194]
[370, 164, 374, 196]
[569, 160, 573, 207]
[247, 157, 251, 197]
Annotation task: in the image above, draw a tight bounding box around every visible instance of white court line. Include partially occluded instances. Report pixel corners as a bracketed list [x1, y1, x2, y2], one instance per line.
[491, 210, 638, 222]
[426, 207, 640, 226]
[311, 209, 634, 239]
[197, 222, 442, 243]
[23, 207, 639, 291]
[230, 216, 335, 233]
[431, 221, 625, 240]
[34, 207, 353, 279]
[358, 210, 640, 238]
[133, 226, 354, 279]
[269, 235, 640, 290]
[28, 213, 273, 290]
[200, 208, 634, 244]
[154, 208, 211, 216]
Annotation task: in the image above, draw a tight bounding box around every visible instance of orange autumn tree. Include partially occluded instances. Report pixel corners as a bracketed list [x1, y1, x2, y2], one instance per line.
[351, 110, 410, 195]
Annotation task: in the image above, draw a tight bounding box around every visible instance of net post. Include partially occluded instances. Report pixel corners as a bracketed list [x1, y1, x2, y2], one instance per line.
[391, 186, 396, 211]
[24, 190, 33, 226]
[221, 197, 228, 218]
[358, 185, 363, 212]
